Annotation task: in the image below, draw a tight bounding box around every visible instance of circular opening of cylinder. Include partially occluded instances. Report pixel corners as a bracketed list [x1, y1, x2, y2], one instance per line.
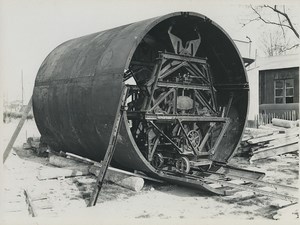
[123, 13, 248, 174]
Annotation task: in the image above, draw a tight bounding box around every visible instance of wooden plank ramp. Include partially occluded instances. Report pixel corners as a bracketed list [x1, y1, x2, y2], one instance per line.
[160, 165, 298, 203]
[204, 169, 299, 203]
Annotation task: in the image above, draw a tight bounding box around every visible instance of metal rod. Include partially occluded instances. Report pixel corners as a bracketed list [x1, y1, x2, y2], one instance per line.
[150, 121, 183, 153]
[145, 114, 227, 122]
[159, 60, 181, 77]
[159, 61, 185, 80]
[195, 91, 216, 113]
[225, 94, 234, 117]
[149, 88, 175, 112]
[206, 65, 217, 111]
[160, 52, 207, 64]
[185, 62, 210, 85]
[148, 137, 159, 161]
[145, 58, 164, 110]
[157, 82, 210, 90]
[208, 119, 230, 155]
[197, 122, 215, 153]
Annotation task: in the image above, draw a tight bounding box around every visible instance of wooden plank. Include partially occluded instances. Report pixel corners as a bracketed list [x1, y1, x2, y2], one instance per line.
[273, 203, 298, 220]
[269, 199, 293, 207]
[267, 136, 299, 147]
[203, 176, 298, 202]
[222, 191, 260, 202]
[65, 152, 95, 164]
[272, 118, 298, 128]
[49, 153, 88, 168]
[221, 173, 298, 195]
[37, 166, 90, 180]
[247, 133, 299, 145]
[258, 125, 285, 131]
[284, 127, 300, 134]
[89, 165, 144, 192]
[244, 128, 274, 138]
[24, 189, 37, 217]
[49, 153, 164, 183]
[251, 143, 299, 161]
[3, 97, 32, 163]
[103, 167, 164, 183]
[253, 137, 299, 153]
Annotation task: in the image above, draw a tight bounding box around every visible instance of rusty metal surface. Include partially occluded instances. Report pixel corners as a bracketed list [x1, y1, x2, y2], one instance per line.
[33, 12, 248, 176]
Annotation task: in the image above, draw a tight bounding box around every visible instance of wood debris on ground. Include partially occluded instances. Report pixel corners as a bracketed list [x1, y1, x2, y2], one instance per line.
[2, 119, 298, 221]
[236, 118, 299, 161]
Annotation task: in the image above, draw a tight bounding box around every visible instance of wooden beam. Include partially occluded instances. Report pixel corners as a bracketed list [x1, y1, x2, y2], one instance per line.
[248, 132, 299, 145]
[24, 189, 37, 217]
[49, 153, 164, 183]
[272, 118, 298, 128]
[251, 143, 299, 161]
[37, 166, 90, 180]
[3, 97, 32, 163]
[89, 165, 144, 192]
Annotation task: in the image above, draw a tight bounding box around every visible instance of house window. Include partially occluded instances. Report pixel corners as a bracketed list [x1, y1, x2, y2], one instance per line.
[274, 79, 294, 104]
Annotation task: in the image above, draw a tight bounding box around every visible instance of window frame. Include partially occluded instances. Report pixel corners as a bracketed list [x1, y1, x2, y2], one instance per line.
[274, 79, 294, 104]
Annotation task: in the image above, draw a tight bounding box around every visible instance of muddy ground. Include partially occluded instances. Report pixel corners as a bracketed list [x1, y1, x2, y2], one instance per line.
[0, 119, 299, 224]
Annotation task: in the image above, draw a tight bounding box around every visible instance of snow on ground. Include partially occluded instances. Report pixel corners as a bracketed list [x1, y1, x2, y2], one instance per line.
[0, 120, 299, 224]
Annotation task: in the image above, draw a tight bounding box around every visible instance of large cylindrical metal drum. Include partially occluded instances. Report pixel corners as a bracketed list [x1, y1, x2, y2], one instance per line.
[33, 12, 248, 177]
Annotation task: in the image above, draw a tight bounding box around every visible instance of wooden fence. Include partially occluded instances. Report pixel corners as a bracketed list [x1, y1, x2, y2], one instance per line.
[246, 110, 298, 128]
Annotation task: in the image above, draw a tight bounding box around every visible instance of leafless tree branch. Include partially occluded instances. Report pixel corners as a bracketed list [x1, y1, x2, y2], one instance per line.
[284, 43, 299, 51]
[249, 5, 299, 38]
[276, 8, 285, 39]
[260, 30, 299, 56]
[264, 5, 299, 38]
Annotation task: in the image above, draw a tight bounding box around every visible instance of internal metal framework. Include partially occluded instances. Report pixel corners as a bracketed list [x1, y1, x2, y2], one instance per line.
[124, 30, 232, 174]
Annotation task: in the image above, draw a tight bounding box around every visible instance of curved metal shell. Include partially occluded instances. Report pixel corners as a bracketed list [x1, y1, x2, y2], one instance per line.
[33, 12, 248, 175]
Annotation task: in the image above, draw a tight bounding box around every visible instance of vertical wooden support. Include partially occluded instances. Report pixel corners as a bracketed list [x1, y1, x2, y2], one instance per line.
[88, 86, 128, 207]
[3, 97, 32, 163]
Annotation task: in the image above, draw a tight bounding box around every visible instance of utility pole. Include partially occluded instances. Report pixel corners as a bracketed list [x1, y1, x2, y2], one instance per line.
[21, 70, 24, 105]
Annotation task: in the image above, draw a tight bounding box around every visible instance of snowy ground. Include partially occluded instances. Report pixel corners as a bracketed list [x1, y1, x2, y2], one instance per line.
[0, 119, 299, 224]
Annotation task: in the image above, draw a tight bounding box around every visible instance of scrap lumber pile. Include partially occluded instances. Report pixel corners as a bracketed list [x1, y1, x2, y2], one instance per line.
[37, 152, 163, 192]
[37, 152, 145, 192]
[15, 137, 164, 193]
[236, 118, 299, 161]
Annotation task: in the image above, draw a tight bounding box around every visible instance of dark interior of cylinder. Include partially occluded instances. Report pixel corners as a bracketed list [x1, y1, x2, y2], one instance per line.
[123, 15, 248, 174]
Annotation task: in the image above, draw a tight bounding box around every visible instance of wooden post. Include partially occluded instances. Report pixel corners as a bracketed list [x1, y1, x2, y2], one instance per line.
[3, 97, 32, 163]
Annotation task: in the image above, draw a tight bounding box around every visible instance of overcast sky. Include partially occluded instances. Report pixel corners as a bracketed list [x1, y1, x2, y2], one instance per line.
[0, 0, 299, 103]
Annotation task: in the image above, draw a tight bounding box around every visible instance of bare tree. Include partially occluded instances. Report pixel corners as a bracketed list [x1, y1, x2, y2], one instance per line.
[260, 30, 298, 56]
[243, 5, 299, 38]
[242, 5, 299, 56]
